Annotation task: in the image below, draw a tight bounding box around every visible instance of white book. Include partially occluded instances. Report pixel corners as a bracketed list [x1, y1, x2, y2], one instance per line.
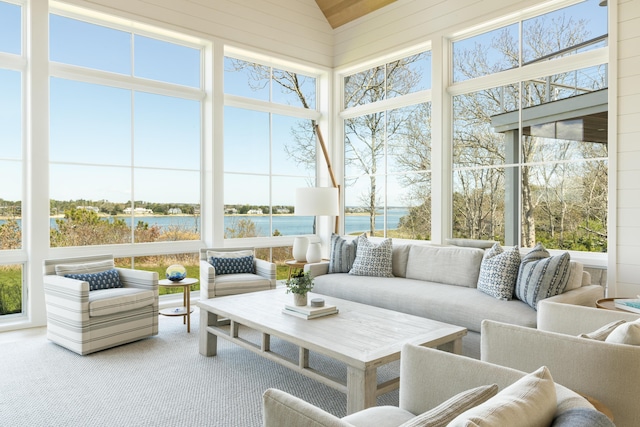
[284, 303, 337, 316]
[282, 308, 339, 320]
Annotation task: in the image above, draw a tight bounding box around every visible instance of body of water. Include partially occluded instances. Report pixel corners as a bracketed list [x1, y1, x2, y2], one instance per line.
[2, 208, 408, 237]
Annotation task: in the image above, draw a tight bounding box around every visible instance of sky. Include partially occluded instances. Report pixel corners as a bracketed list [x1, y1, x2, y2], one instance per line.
[0, 0, 608, 209]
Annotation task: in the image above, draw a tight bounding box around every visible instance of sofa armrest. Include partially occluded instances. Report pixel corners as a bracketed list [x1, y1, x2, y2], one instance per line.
[255, 258, 276, 288]
[538, 300, 640, 335]
[545, 284, 603, 307]
[262, 388, 353, 427]
[116, 268, 159, 294]
[200, 259, 215, 300]
[481, 319, 640, 427]
[304, 261, 329, 278]
[43, 274, 90, 322]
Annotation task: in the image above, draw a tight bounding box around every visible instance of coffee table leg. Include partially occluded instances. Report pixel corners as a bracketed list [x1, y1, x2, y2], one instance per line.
[199, 309, 217, 356]
[346, 365, 377, 415]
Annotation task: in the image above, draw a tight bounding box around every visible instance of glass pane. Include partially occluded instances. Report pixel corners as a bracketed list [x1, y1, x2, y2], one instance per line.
[387, 103, 431, 174]
[344, 174, 385, 236]
[0, 1, 21, 55]
[453, 84, 519, 168]
[524, 65, 607, 108]
[0, 161, 21, 249]
[523, 0, 607, 64]
[521, 160, 607, 252]
[50, 78, 131, 165]
[0, 69, 21, 159]
[134, 92, 200, 169]
[50, 14, 131, 74]
[453, 167, 505, 242]
[345, 112, 386, 177]
[272, 115, 315, 176]
[387, 51, 432, 98]
[224, 57, 270, 101]
[224, 107, 269, 174]
[272, 176, 315, 237]
[134, 35, 201, 87]
[452, 23, 519, 82]
[50, 164, 133, 246]
[272, 67, 316, 108]
[132, 253, 199, 295]
[224, 173, 269, 238]
[0, 264, 22, 316]
[395, 178, 431, 240]
[344, 65, 385, 108]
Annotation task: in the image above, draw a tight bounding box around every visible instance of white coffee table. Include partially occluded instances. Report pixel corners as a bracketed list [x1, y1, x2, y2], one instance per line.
[197, 289, 467, 414]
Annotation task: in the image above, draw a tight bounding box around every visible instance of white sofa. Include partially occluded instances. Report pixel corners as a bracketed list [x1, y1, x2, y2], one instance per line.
[263, 343, 605, 427]
[305, 240, 603, 358]
[482, 300, 640, 427]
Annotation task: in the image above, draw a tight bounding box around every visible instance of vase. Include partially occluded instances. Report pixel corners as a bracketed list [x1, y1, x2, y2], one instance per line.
[306, 242, 322, 263]
[294, 293, 308, 306]
[292, 236, 309, 262]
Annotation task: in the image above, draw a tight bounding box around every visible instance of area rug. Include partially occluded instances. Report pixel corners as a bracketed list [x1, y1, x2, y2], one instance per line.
[0, 308, 399, 426]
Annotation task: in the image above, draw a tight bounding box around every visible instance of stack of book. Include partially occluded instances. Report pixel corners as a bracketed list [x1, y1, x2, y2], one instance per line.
[282, 303, 339, 319]
[614, 299, 640, 314]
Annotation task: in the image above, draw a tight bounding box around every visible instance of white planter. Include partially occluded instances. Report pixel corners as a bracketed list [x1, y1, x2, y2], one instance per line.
[293, 293, 308, 306]
[292, 236, 309, 262]
[306, 242, 322, 263]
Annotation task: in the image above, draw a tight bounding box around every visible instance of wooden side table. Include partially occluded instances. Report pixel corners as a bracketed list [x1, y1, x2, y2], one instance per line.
[285, 259, 307, 279]
[159, 278, 198, 333]
[596, 297, 635, 312]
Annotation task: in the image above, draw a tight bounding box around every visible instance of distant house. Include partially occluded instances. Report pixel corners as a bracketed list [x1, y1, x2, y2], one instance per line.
[247, 209, 263, 215]
[77, 206, 100, 213]
[225, 208, 238, 214]
[124, 207, 153, 215]
[168, 208, 182, 215]
[275, 208, 290, 214]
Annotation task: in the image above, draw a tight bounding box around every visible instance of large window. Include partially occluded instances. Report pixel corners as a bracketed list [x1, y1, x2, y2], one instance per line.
[48, 13, 203, 247]
[342, 51, 432, 239]
[451, 0, 608, 252]
[0, 0, 24, 317]
[223, 56, 319, 239]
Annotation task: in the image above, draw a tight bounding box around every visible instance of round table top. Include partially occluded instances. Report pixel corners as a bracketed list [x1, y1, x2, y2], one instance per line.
[158, 277, 198, 287]
[596, 297, 634, 311]
[285, 259, 308, 268]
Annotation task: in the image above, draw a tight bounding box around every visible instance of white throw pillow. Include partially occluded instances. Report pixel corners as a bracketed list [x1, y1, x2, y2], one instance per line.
[448, 366, 557, 427]
[579, 320, 626, 341]
[605, 319, 640, 345]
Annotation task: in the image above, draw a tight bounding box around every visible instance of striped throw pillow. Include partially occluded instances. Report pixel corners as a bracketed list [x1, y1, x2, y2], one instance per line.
[328, 234, 358, 273]
[515, 243, 570, 310]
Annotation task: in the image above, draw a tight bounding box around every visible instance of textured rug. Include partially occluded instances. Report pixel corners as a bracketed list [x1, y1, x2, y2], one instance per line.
[1, 308, 399, 426]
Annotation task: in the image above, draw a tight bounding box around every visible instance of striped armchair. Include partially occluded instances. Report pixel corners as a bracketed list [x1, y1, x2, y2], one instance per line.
[43, 254, 158, 355]
[199, 247, 276, 299]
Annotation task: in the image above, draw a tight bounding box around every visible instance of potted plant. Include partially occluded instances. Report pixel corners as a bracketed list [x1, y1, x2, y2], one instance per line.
[285, 270, 314, 306]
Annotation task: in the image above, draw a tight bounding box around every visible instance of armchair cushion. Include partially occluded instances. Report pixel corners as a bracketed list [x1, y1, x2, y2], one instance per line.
[209, 255, 254, 275]
[449, 366, 556, 427]
[64, 268, 123, 291]
[88, 287, 155, 317]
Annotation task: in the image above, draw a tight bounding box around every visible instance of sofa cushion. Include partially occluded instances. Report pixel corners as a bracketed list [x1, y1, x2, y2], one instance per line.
[392, 244, 411, 278]
[350, 235, 393, 277]
[515, 243, 571, 310]
[564, 262, 584, 291]
[579, 320, 626, 341]
[209, 255, 255, 275]
[405, 245, 484, 288]
[398, 384, 498, 427]
[477, 244, 520, 300]
[64, 269, 123, 291]
[551, 408, 615, 427]
[328, 234, 357, 274]
[605, 319, 640, 345]
[448, 366, 556, 427]
[88, 288, 155, 317]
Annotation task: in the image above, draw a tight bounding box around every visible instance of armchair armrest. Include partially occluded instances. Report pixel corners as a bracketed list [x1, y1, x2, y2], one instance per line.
[538, 300, 640, 335]
[116, 268, 159, 293]
[545, 284, 603, 308]
[304, 261, 329, 278]
[200, 259, 215, 300]
[481, 319, 640, 427]
[262, 388, 353, 427]
[43, 274, 90, 322]
[255, 258, 276, 288]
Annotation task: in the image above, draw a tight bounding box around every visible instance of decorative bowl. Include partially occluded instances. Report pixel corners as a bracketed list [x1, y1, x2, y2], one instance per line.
[166, 264, 187, 282]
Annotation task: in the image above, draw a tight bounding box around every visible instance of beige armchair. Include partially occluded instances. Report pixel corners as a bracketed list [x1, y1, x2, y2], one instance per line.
[43, 254, 158, 355]
[481, 300, 640, 427]
[199, 247, 276, 299]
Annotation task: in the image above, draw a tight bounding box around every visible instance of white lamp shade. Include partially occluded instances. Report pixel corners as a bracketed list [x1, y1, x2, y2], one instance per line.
[294, 187, 339, 216]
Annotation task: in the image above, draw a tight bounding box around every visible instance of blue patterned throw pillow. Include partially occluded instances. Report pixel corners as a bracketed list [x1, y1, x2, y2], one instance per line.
[515, 243, 570, 310]
[349, 235, 393, 277]
[65, 268, 123, 291]
[209, 255, 254, 275]
[328, 234, 358, 274]
[477, 243, 521, 300]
